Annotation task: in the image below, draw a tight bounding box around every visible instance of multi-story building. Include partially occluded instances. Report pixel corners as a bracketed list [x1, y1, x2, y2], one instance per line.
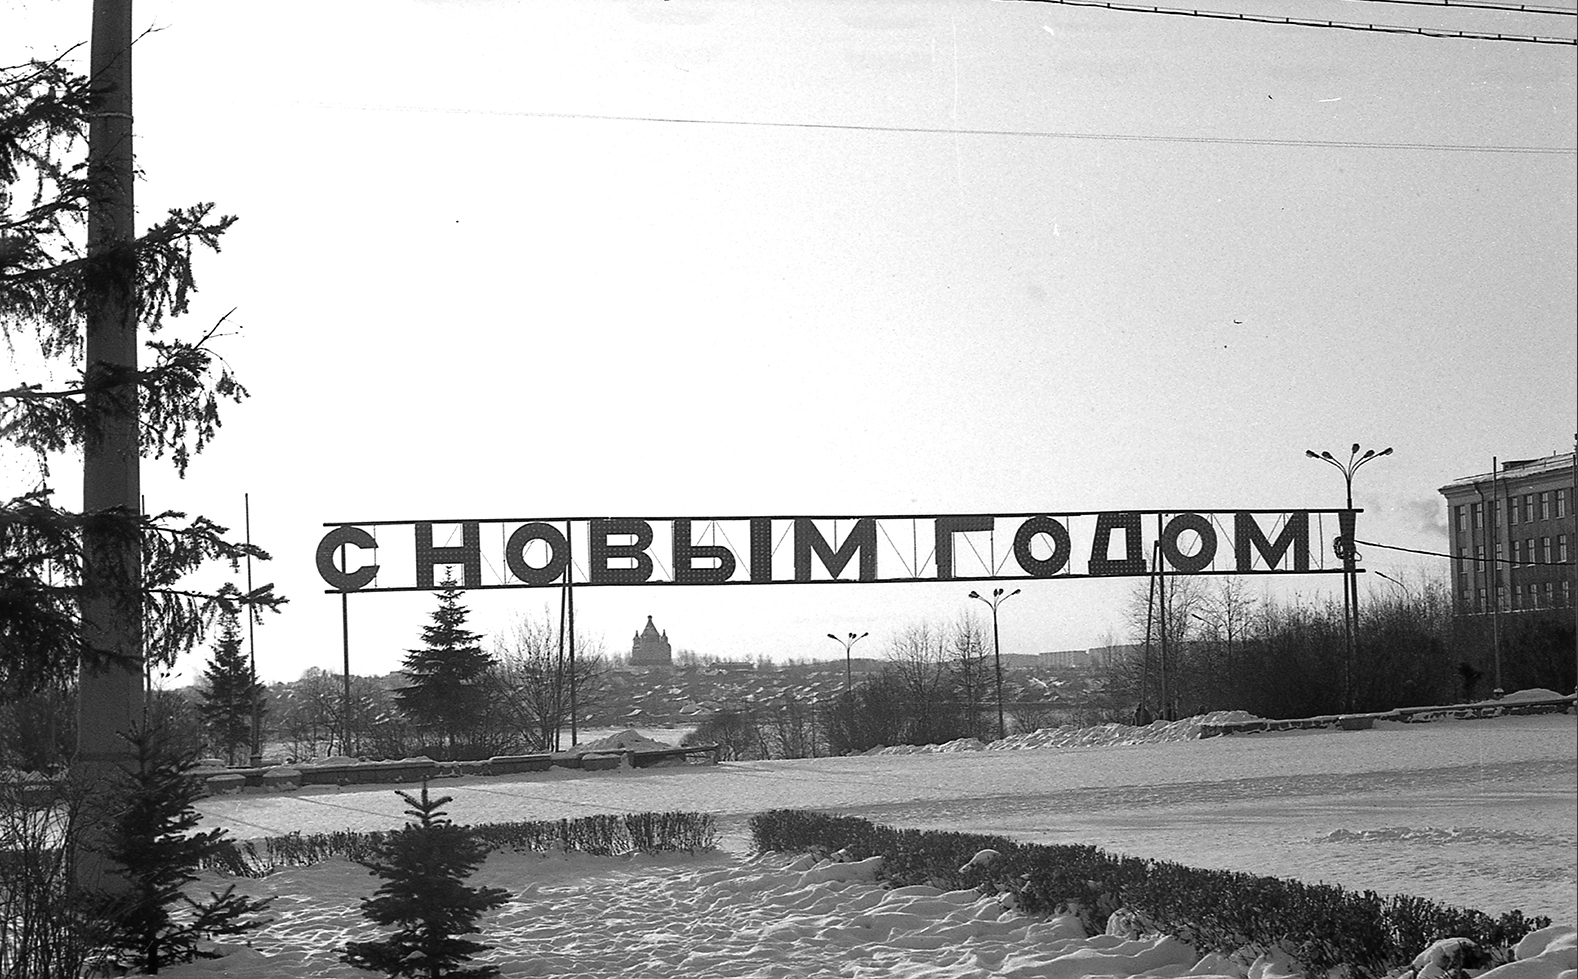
[1439, 451, 1576, 615]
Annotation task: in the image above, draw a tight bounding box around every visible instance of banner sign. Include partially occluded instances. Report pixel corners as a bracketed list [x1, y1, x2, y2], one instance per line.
[317, 509, 1355, 594]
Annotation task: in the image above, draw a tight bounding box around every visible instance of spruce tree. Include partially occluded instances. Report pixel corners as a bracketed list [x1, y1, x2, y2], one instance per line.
[94, 723, 273, 974]
[196, 586, 266, 765]
[1, 38, 284, 698]
[396, 579, 493, 758]
[342, 784, 509, 979]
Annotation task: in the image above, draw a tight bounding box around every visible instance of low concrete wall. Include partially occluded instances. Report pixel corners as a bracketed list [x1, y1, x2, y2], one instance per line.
[204, 772, 247, 794]
[297, 759, 440, 786]
[183, 741, 724, 795]
[1199, 695, 1574, 738]
[261, 767, 302, 790]
[487, 754, 552, 775]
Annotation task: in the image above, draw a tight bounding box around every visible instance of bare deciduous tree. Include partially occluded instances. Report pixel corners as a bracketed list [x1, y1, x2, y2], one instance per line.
[490, 609, 607, 752]
[948, 613, 992, 740]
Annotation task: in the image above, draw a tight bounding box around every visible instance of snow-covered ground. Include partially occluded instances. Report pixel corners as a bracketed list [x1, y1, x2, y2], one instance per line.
[181, 711, 1577, 978]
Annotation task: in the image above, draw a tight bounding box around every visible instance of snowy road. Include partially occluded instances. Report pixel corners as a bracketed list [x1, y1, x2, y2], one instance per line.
[198, 714, 1577, 924]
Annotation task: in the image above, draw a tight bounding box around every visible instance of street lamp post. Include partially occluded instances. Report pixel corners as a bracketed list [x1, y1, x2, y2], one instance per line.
[1373, 570, 1410, 598]
[827, 631, 868, 692]
[1190, 610, 1234, 709]
[969, 587, 1020, 741]
[1304, 443, 1392, 712]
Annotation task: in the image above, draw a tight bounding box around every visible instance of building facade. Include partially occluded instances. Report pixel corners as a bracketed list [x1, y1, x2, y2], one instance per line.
[630, 615, 674, 667]
[1439, 451, 1576, 615]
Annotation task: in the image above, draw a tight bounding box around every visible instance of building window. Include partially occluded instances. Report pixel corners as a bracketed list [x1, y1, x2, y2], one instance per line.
[1515, 583, 1526, 609]
[1558, 488, 1568, 519]
[1456, 505, 1467, 532]
[1526, 494, 1536, 521]
[1474, 545, 1485, 577]
[1564, 580, 1572, 607]
[1541, 537, 1551, 563]
[1560, 534, 1569, 563]
[1543, 582, 1554, 606]
[1477, 587, 1487, 610]
[1527, 538, 1536, 565]
[1539, 491, 1550, 519]
[1471, 502, 1483, 529]
[1512, 539, 1522, 565]
[1510, 499, 1520, 525]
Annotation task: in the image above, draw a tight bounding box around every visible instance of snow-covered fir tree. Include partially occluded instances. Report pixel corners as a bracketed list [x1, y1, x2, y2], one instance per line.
[341, 784, 509, 979]
[197, 585, 266, 765]
[396, 578, 493, 758]
[95, 723, 273, 974]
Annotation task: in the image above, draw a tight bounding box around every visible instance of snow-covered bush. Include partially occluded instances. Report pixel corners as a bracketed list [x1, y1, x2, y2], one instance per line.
[205, 810, 719, 877]
[749, 809, 1554, 978]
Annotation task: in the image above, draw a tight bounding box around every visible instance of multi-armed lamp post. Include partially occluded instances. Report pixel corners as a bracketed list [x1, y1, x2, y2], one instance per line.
[968, 586, 1020, 741]
[827, 631, 868, 692]
[1304, 444, 1392, 712]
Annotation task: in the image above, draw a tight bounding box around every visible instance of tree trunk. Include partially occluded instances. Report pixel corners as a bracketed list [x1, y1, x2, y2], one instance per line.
[77, 0, 143, 890]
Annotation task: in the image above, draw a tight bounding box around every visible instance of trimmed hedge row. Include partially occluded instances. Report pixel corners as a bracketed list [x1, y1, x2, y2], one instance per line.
[748, 809, 1550, 978]
[205, 810, 718, 877]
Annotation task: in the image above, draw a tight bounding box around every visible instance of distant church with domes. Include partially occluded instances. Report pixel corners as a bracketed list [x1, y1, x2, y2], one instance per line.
[630, 615, 673, 667]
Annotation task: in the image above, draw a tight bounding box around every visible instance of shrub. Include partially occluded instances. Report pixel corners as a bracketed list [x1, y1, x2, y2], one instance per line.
[205, 810, 719, 876]
[748, 810, 1551, 978]
[0, 776, 94, 979]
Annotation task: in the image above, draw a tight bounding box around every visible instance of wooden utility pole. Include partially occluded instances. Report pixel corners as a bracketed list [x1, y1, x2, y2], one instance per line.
[78, 0, 142, 886]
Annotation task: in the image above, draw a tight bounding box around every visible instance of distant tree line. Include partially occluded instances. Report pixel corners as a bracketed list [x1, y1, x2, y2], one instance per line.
[0, 580, 610, 769]
[682, 613, 1096, 759]
[1098, 573, 1575, 722]
[6, 571, 1570, 771]
[679, 573, 1575, 760]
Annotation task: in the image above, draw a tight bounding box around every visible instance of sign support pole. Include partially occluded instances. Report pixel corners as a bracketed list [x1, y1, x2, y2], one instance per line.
[246, 493, 261, 767]
[556, 565, 567, 752]
[340, 542, 351, 757]
[566, 520, 578, 747]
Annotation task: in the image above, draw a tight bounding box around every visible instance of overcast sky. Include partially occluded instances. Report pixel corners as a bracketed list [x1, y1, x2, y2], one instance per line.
[7, 0, 1576, 684]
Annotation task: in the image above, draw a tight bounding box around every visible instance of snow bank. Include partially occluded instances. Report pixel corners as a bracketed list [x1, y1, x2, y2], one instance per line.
[1494, 688, 1570, 704]
[1478, 926, 1576, 979]
[573, 728, 678, 754]
[875, 686, 1573, 756]
[877, 710, 1264, 754]
[147, 850, 1282, 979]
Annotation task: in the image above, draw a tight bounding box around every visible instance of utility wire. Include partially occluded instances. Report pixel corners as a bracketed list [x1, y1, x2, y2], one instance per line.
[308, 102, 1578, 156]
[1357, 538, 1575, 566]
[1336, 0, 1575, 14]
[1005, 0, 1578, 44]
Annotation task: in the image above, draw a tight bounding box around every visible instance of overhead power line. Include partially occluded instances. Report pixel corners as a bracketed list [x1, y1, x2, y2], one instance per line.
[1006, 0, 1578, 44]
[313, 102, 1578, 156]
[1306, 0, 1565, 13]
[1335, 0, 1576, 14]
[1357, 539, 1575, 566]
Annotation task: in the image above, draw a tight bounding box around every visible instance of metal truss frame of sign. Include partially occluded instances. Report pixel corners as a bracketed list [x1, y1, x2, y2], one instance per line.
[317, 509, 1358, 594]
